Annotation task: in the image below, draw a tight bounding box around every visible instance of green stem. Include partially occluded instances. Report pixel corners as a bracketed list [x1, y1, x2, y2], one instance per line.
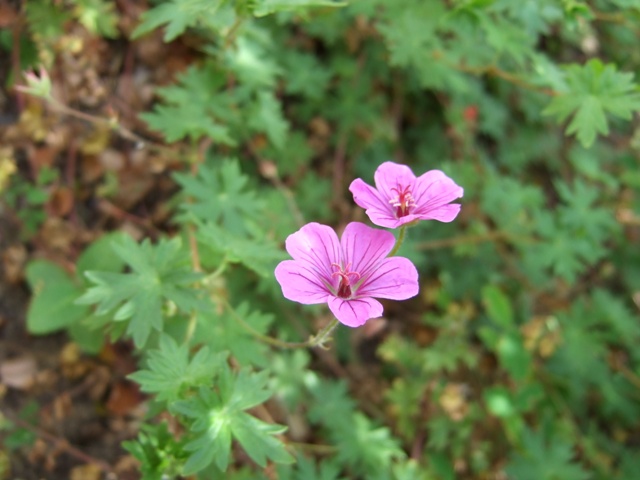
[183, 312, 197, 345]
[223, 298, 339, 349]
[388, 225, 407, 256]
[308, 318, 340, 349]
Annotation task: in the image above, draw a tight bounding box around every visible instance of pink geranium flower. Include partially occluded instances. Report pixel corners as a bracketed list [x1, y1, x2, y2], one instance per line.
[349, 161, 464, 229]
[274, 222, 419, 327]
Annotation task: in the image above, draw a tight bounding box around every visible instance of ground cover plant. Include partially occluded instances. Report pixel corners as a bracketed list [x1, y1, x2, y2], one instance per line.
[1, 0, 640, 478]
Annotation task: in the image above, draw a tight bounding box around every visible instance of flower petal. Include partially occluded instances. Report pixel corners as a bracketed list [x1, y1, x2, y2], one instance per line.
[349, 178, 401, 228]
[412, 170, 464, 221]
[340, 222, 395, 280]
[275, 260, 331, 304]
[373, 162, 417, 202]
[416, 203, 462, 223]
[328, 296, 383, 327]
[349, 178, 392, 214]
[358, 257, 419, 300]
[285, 222, 341, 285]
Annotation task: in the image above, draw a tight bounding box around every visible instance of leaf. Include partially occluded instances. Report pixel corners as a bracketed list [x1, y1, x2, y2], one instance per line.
[481, 285, 514, 328]
[248, 91, 289, 149]
[25, 260, 88, 334]
[506, 428, 590, 480]
[72, 0, 119, 38]
[544, 59, 640, 147]
[25, 0, 71, 43]
[67, 319, 105, 354]
[269, 350, 311, 410]
[484, 386, 516, 418]
[308, 379, 403, 477]
[172, 366, 293, 475]
[174, 158, 263, 234]
[251, 0, 346, 17]
[76, 231, 129, 276]
[196, 303, 273, 368]
[196, 222, 286, 277]
[140, 64, 236, 145]
[496, 332, 532, 381]
[333, 413, 404, 476]
[128, 335, 225, 403]
[377, 1, 445, 68]
[276, 455, 342, 480]
[132, 0, 228, 41]
[123, 422, 187, 480]
[76, 236, 204, 347]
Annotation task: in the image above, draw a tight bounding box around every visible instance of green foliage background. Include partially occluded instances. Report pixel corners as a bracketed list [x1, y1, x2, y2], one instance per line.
[5, 0, 640, 478]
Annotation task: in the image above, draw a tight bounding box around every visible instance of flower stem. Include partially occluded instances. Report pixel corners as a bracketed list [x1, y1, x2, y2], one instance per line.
[388, 225, 407, 257]
[309, 318, 340, 349]
[223, 297, 340, 349]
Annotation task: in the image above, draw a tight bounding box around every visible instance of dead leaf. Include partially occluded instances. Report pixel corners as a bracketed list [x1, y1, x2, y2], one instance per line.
[0, 356, 37, 390]
[2, 244, 27, 284]
[46, 186, 75, 217]
[70, 463, 102, 480]
[439, 383, 469, 422]
[106, 381, 143, 416]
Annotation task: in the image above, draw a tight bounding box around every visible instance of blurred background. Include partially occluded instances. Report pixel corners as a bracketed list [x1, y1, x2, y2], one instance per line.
[1, 0, 639, 479]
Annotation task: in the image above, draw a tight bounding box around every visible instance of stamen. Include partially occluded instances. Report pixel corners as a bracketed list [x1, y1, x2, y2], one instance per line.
[331, 262, 361, 299]
[388, 184, 415, 217]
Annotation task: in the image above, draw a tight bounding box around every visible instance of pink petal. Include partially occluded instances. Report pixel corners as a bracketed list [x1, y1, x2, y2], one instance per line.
[349, 178, 390, 213]
[328, 296, 383, 327]
[357, 257, 419, 300]
[416, 204, 462, 223]
[349, 178, 398, 228]
[285, 223, 340, 284]
[412, 170, 464, 221]
[274, 260, 331, 304]
[373, 162, 417, 202]
[361, 206, 404, 229]
[340, 222, 395, 279]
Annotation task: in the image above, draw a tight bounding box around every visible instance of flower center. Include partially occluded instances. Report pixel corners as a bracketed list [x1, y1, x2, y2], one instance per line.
[331, 262, 361, 299]
[389, 184, 415, 217]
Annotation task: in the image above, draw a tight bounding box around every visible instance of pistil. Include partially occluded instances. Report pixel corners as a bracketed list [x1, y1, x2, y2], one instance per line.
[389, 184, 416, 217]
[331, 262, 361, 299]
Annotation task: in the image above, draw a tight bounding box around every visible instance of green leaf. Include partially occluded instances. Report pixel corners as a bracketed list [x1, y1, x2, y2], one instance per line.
[248, 91, 289, 149]
[76, 231, 129, 276]
[506, 428, 590, 480]
[172, 366, 293, 475]
[276, 455, 342, 480]
[496, 332, 532, 381]
[196, 303, 273, 367]
[481, 285, 514, 328]
[25, 0, 71, 43]
[174, 158, 263, 234]
[308, 379, 403, 476]
[544, 59, 640, 147]
[76, 236, 204, 347]
[25, 260, 88, 334]
[484, 386, 516, 418]
[251, 0, 346, 17]
[73, 0, 119, 38]
[128, 335, 225, 403]
[123, 422, 187, 480]
[132, 0, 229, 41]
[196, 222, 286, 277]
[140, 64, 236, 145]
[377, 1, 445, 68]
[67, 319, 105, 354]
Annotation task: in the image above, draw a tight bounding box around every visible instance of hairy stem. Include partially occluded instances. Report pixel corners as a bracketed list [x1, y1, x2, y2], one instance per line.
[388, 225, 407, 257]
[224, 297, 340, 349]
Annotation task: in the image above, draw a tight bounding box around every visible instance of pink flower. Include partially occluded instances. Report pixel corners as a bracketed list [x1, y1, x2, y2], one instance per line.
[274, 222, 419, 327]
[349, 161, 464, 229]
